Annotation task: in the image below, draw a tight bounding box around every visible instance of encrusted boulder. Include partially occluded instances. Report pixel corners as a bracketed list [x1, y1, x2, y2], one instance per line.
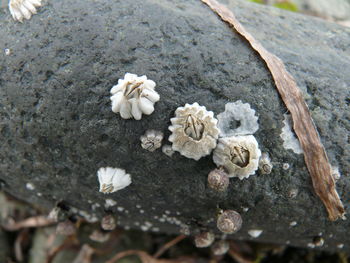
[0, 0, 349, 252]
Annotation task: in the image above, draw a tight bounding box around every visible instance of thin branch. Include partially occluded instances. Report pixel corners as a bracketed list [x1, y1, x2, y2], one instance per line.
[153, 235, 187, 258]
[2, 216, 56, 231]
[200, 0, 345, 221]
[105, 249, 195, 263]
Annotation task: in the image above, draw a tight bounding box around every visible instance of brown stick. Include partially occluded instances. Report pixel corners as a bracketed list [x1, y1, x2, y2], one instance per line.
[153, 235, 187, 258]
[105, 249, 195, 263]
[200, 0, 345, 221]
[2, 216, 56, 231]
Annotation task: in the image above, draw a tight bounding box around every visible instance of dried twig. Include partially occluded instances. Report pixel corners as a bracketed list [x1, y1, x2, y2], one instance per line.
[45, 236, 78, 263]
[105, 249, 195, 263]
[228, 241, 254, 263]
[14, 229, 29, 262]
[72, 244, 95, 263]
[200, 0, 345, 220]
[2, 216, 56, 231]
[153, 234, 186, 258]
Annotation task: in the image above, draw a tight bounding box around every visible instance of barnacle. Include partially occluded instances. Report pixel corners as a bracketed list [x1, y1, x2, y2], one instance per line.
[258, 152, 273, 174]
[168, 102, 219, 160]
[213, 135, 261, 179]
[110, 73, 160, 120]
[140, 130, 163, 152]
[97, 167, 131, 194]
[217, 100, 259, 137]
[9, 0, 42, 22]
[280, 114, 303, 154]
[217, 210, 242, 234]
[194, 232, 215, 248]
[162, 145, 175, 157]
[207, 168, 229, 192]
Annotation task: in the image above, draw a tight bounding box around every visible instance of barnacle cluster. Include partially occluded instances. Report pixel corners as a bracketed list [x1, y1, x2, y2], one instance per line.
[168, 103, 219, 160]
[110, 73, 160, 120]
[9, 0, 42, 22]
[213, 135, 261, 179]
[97, 167, 131, 194]
[217, 100, 259, 137]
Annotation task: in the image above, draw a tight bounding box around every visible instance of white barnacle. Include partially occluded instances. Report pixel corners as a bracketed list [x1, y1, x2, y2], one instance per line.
[217, 100, 259, 137]
[9, 0, 43, 22]
[168, 102, 219, 160]
[280, 114, 303, 154]
[97, 167, 131, 194]
[140, 130, 163, 152]
[258, 152, 273, 175]
[110, 73, 160, 120]
[213, 135, 261, 179]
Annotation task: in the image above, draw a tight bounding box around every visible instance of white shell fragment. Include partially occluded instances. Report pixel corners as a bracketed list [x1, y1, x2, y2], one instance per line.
[248, 229, 263, 238]
[140, 130, 163, 152]
[331, 165, 341, 180]
[217, 100, 259, 137]
[168, 102, 220, 160]
[110, 73, 160, 120]
[9, 0, 43, 22]
[97, 167, 131, 194]
[213, 135, 261, 179]
[280, 114, 303, 154]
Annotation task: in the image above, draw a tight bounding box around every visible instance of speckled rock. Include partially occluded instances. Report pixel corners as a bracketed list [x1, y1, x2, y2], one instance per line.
[0, 0, 349, 252]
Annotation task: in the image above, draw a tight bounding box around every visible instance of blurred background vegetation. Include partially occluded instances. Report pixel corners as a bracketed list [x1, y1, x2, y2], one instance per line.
[1, 191, 349, 263]
[248, 0, 350, 27]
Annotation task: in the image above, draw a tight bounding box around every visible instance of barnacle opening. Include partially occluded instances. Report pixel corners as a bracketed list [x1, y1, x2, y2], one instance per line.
[124, 81, 143, 98]
[184, 114, 205, 141]
[230, 146, 250, 168]
[101, 183, 113, 193]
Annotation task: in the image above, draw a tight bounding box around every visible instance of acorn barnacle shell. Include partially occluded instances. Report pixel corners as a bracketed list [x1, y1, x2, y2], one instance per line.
[213, 135, 261, 179]
[217, 210, 242, 234]
[207, 168, 229, 192]
[217, 100, 259, 137]
[97, 167, 132, 194]
[194, 231, 215, 248]
[168, 103, 219, 160]
[110, 73, 160, 120]
[9, 0, 43, 22]
[140, 130, 163, 152]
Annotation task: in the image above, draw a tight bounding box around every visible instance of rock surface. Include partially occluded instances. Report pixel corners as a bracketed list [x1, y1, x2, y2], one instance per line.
[292, 0, 350, 21]
[0, 0, 349, 252]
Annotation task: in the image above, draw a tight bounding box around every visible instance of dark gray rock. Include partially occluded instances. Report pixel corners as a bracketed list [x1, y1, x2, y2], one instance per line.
[0, 0, 349, 252]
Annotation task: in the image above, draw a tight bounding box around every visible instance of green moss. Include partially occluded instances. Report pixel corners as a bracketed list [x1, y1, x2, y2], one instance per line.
[249, 0, 264, 4]
[273, 2, 298, 12]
